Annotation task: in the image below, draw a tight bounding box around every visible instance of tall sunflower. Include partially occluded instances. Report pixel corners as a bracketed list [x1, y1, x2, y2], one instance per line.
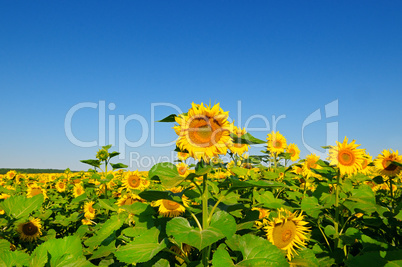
[17, 218, 42, 242]
[122, 171, 144, 191]
[27, 184, 48, 199]
[374, 149, 402, 177]
[360, 152, 373, 175]
[55, 181, 66, 192]
[267, 131, 287, 154]
[229, 126, 250, 156]
[328, 137, 364, 176]
[73, 183, 85, 198]
[286, 143, 300, 162]
[263, 208, 310, 261]
[176, 162, 190, 177]
[84, 201, 96, 219]
[117, 193, 145, 206]
[173, 103, 233, 162]
[152, 199, 186, 217]
[302, 154, 321, 179]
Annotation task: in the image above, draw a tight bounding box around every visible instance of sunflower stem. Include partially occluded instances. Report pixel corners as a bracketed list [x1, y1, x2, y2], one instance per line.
[201, 173, 210, 266]
[334, 170, 341, 249]
[207, 194, 226, 224]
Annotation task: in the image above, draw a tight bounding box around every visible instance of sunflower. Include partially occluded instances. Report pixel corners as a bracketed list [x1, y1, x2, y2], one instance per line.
[55, 181, 67, 192]
[96, 148, 109, 161]
[302, 154, 321, 179]
[17, 218, 42, 242]
[267, 131, 287, 154]
[73, 183, 85, 198]
[374, 149, 402, 177]
[27, 184, 48, 199]
[286, 143, 300, 162]
[153, 199, 186, 217]
[263, 208, 310, 261]
[177, 152, 189, 161]
[252, 207, 270, 219]
[170, 243, 193, 264]
[84, 201, 96, 219]
[328, 137, 365, 176]
[177, 162, 190, 177]
[360, 152, 373, 175]
[173, 102, 233, 162]
[122, 171, 144, 190]
[82, 218, 94, 225]
[117, 193, 145, 206]
[6, 170, 16, 180]
[229, 126, 250, 156]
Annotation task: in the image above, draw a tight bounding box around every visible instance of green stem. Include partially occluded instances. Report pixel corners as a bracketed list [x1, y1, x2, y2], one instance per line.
[334, 171, 341, 249]
[201, 174, 209, 266]
[207, 194, 226, 224]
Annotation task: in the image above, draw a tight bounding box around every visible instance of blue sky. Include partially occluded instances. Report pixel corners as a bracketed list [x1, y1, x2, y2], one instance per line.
[1, 1, 401, 171]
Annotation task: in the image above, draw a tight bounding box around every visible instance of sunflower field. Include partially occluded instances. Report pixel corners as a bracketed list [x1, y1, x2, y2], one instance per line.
[1, 102, 402, 267]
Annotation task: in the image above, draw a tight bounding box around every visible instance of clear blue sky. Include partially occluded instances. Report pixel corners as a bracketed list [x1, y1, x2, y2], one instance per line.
[1, 1, 401, 171]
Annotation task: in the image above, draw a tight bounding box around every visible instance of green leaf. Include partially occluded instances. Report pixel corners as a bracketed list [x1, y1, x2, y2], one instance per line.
[153, 258, 170, 267]
[157, 114, 177, 122]
[71, 193, 88, 204]
[110, 163, 128, 170]
[225, 177, 285, 193]
[301, 196, 323, 218]
[258, 191, 285, 209]
[114, 227, 167, 264]
[108, 151, 120, 159]
[212, 244, 235, 266]
[0, 239, 11, 252]
[230, 132, 265, 145]
[139, 190, 172, 202]
[166, 211, 236, 251]
[89, 240, 116, 260]
[97, 199, 118, 212]
[148, 162, 185, 189]
[226, 234, 288, 266]
[84, 213, 128, 248]
[195, 161, 213, 176]
[119, 202, 155, 216]
[0, 250, 30, 267]
[289, 248, 320, 267]
[80, 159, 101, 168]
[230, 166, 249, 177]
[33, 235, 95, 267]
[343, 184, 376, 214]
[1, 194, 44, 219]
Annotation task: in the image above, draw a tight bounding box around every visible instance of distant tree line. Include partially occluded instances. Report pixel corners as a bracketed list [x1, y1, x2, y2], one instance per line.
[0, 168, 71, 174]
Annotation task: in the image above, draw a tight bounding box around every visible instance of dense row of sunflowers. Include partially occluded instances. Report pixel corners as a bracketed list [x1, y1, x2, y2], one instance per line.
[1, 102, 401, 266]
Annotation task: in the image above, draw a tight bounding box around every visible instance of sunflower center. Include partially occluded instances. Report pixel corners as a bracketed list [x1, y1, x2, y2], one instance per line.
[338, 150, 355, 166]
[178, 166, 187, 175]
[288, 148, 295, 157]
[31, 188, 42, 196]
[383, 159, 398, 171]
[22, 222, 38, 236]
[307, 161, 317, 169]
[88, 206, 94, 213]
[163, 200, 180, 210]
[188, 117, 223, 148]
[272, 221, 297, 249]
[59, 183, 65, 188]
[128, 175, 141, 188]
[273, 140, 282, 148]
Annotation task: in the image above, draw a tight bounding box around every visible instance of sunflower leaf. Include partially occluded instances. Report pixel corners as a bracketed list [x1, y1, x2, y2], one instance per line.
[84, 213, 128, 249]
[110, 163, 128, 170]
[1, 194, 44, 219]
[166, 211, 236, 251]
[230, 133, 265, 145]
[226, 234, 288, 266]
[114, 227, 167, 264]
[148, 162, 185, 189]
[0, 250, 30, 267]
[157, 114, 177, 122]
